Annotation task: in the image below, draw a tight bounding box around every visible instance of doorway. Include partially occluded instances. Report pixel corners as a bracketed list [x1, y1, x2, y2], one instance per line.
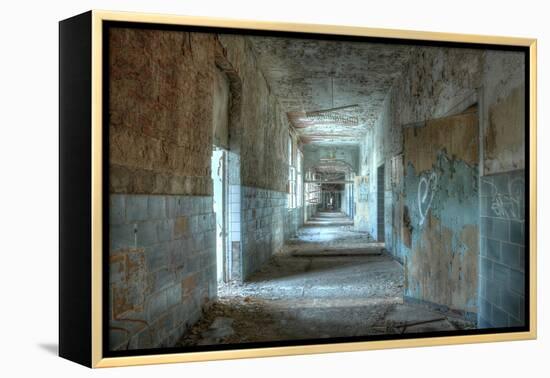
[377, 164, 385, 242]
[211, 148, 229, 283]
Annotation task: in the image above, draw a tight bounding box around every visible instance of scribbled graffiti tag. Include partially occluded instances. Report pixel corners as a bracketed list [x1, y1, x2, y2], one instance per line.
[483, 177, 525, 220]
[357, 176, 369, 202]
[418, 171, 438, 226]
[359, 182, 369, 202]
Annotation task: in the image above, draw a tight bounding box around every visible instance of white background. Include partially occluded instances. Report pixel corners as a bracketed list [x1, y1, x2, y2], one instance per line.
[0, 0, 547, 376]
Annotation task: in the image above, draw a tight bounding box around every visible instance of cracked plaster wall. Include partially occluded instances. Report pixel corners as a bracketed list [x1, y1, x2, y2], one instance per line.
[108, 28, 301, 349]
[357, 46, 526, 320]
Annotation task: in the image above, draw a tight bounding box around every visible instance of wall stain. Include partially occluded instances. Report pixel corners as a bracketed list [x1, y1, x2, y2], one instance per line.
[485, 85, 525, 173]
[401, 107, 479, 314]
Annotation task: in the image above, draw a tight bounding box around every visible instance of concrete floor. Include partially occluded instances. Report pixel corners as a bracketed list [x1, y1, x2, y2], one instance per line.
[178, 211, 474, 347]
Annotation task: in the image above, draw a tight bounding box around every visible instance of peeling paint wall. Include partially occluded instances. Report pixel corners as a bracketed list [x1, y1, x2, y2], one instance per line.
[218, 35, 302, 280]
[482, 51, 525, 175]
[357, 46, 484, 317]
[212, 67, 230, 149]
[357, 45, 526, 322]
[108, 28, 219, 350]
[395, 47, 483, 126]
[359, 94, 398, 240]
[402, 109, 480, 316]
[109, 28, 217, 196]
[478, 50, 526, 327]
[218, 35, 289, 192]
[108, 28, 300, 349]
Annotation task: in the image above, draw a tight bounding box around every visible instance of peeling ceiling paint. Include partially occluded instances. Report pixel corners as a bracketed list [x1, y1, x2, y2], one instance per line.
[247, 36, 413, 145]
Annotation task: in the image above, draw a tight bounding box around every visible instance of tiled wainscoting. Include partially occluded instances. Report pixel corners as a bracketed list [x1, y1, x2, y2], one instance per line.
[109, 194, 216, 350]
[478, 170, 526, 328]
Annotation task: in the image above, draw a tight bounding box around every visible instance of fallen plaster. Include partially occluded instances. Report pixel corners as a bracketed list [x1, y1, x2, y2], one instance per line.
[178, 215, 474, 346]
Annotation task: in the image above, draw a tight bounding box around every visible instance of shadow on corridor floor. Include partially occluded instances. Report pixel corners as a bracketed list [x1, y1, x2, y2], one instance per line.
[178, 213, 475, 346]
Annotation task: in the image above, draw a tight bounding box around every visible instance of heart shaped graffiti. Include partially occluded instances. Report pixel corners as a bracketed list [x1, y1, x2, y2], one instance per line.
[418, 171, 438, 226]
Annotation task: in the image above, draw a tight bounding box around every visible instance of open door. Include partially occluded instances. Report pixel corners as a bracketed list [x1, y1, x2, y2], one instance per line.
[211, 148, 229, 283]
[377, 164, 385, 242]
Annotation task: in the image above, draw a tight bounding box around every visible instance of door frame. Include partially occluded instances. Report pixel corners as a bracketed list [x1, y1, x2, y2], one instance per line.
[377, 163, 385, 242]
[211, 146, 230, 283]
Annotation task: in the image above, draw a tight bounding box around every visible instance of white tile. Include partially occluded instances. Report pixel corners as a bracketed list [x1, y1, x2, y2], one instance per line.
[231, 231, 241, 241]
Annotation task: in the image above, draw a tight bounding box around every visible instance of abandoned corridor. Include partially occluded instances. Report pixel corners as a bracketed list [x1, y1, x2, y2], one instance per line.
[108, 28, 526, 351]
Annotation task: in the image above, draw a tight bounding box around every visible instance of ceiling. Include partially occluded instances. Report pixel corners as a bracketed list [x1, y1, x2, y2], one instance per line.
[247, 35, 413, 145]
[303, 144, 359, 177]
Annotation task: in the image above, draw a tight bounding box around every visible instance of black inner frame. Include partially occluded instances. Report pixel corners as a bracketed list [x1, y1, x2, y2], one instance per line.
[101, 20, 531, 359]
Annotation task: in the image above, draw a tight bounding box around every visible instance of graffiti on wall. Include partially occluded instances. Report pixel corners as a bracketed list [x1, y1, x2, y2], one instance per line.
[358, 176, 369, 202]
[418, 171, 438, 226]
[482, 176, 525, 220]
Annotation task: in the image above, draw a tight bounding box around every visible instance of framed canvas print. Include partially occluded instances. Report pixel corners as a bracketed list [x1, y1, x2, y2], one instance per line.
[59, 10, 537, 368]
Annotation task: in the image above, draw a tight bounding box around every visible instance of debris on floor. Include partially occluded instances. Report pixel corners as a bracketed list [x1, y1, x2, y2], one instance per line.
[177, 219, 474, 347]
[177, 297, 474, 346]
[194, 317, 235, 345]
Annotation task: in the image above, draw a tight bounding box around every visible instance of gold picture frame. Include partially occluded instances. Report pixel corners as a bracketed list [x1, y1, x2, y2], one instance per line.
[59, 9, 537, 368]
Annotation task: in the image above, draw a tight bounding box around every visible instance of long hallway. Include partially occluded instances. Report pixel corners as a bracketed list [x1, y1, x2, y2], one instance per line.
[107, 27, 527, 351]
[177, 212, 473, 346]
